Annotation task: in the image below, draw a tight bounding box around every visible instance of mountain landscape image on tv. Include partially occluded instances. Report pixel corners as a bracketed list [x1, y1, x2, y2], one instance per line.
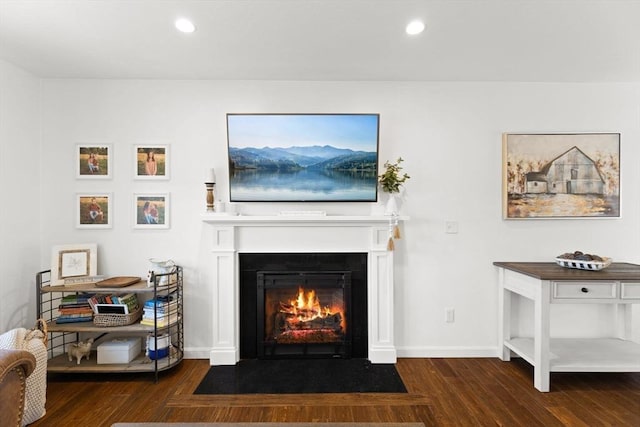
[227, 114, 380, 202]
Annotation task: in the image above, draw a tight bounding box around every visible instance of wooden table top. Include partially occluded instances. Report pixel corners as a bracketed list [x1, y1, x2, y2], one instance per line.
[493, 262, 640, 281]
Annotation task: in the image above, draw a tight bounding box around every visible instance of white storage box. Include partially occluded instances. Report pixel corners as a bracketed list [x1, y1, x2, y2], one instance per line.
[97, 337, 141, 364]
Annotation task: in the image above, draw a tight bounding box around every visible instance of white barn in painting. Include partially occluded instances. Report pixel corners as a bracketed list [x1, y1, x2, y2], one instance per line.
[524, 146, 605, 195]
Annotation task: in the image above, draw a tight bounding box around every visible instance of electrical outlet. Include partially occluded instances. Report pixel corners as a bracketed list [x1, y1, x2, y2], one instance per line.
[445, 308, 455, 323]
[445, 221, 458, 234]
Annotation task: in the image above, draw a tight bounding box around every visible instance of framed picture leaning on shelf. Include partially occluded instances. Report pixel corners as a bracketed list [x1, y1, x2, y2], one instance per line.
[77, 144, 112, 179]
[134, 144, 170, 180]
[50, 243, 97, 286]
[76, 193, 112, 228]
[134, 193, 170, 229]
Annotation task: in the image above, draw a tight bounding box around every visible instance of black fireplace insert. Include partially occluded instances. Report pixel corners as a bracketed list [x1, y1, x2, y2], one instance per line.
[239, 253, 368, 359]
[257, 271, 351, 358]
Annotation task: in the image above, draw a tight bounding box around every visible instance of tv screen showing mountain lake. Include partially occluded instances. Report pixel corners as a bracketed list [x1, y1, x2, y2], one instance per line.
[227, 114, 380, 202]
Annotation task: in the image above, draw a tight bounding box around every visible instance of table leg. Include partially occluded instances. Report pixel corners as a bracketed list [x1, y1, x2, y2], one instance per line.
[614, 303, 632, 340]
[498, 267, 511, 361]
[533, 280, 551, 392]
[498, 285, 511, 362]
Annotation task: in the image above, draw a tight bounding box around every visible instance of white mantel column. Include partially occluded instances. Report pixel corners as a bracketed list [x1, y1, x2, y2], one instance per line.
[368, 247, 397, 363]
[209, 225, 239, 365]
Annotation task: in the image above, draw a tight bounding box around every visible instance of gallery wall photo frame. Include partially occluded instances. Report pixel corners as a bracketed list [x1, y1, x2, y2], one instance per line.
[50, 243, 98, 286]
[502, 133, 620, 219]
[76, 193, 113, 229]
[134, 193, 170, 229]
[134, 144, 170, 180]
[77, 144, 112, 179]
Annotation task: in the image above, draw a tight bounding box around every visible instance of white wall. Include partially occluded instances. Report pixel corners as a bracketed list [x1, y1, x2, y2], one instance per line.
[34, 79, 640, 357]
[0, 60, 41, 331]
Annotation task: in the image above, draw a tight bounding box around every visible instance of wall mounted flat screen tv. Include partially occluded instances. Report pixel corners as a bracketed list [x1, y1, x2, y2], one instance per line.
[227, 113, 379, 202]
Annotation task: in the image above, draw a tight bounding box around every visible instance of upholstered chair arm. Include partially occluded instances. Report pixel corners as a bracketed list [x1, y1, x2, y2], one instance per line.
[0, 349, 36, 376]
[0, 349, 37, 427]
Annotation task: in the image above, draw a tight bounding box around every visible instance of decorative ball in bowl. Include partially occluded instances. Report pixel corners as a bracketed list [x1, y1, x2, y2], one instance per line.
[555, 251, 611, 271]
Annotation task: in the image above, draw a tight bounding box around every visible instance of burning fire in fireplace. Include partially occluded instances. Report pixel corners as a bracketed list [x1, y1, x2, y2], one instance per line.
[272, 286, 345, 343]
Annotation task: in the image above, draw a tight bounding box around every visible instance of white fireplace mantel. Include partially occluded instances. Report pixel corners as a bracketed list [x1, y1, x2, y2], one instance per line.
[201, 214, 406, 365]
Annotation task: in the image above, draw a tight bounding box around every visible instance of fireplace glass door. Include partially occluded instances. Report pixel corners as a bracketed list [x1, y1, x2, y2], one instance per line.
[257, 271, 351, 358]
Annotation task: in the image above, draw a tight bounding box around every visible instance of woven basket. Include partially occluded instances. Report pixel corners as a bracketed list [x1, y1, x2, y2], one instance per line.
[93, 306, 142, 327]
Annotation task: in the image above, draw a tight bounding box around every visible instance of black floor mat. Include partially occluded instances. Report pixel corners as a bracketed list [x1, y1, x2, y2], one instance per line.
[194, 359, 407, 394]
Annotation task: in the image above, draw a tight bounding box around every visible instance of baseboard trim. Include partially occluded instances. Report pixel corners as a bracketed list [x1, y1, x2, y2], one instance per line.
[397, 346, 498, 358]
[184, 347, 214, 359]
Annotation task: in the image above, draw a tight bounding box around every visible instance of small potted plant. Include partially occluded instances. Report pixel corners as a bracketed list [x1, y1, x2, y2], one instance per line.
[379, 157, 410, 194]
[379, 157, 410, 215]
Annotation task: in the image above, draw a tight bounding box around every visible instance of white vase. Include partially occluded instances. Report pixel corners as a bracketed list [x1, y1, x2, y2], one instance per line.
[385, 193, 399, 215]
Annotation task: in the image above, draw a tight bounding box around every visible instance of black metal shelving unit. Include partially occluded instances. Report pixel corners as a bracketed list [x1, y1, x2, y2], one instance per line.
[36, 267, 183, 382]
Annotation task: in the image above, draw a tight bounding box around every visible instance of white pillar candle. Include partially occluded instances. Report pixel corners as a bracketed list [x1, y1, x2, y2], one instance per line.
[207, 168, 216, 183]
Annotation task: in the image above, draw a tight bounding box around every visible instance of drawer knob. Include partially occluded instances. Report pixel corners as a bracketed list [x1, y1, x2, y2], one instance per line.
[581, 287, 589, 293]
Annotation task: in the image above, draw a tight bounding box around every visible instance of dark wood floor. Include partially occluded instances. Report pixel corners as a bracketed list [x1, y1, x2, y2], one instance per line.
[32, 358, 640, 426]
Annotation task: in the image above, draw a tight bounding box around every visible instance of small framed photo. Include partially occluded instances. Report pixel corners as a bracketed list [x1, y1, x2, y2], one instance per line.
[77, 144, 112, 179]
[135, 144, 169, 179]
[50, 243, 98, 286]
[77, 193, 112, 228]
[134, 193, 170, 229]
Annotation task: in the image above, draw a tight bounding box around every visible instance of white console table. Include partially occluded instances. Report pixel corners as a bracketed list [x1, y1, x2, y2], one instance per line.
[495, 261, 640, 392]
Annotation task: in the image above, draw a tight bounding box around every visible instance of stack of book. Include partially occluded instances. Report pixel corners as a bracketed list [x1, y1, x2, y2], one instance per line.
[140, 293, 179, 327]
[110, 293, 140, 313]
[87, 293, 140, 314]
[57, 293, 94, 323]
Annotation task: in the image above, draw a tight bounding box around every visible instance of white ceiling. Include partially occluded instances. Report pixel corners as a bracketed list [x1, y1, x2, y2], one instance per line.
[1, 0, 639, 82]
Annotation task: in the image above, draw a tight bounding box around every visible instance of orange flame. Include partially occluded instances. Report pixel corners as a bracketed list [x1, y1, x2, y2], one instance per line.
[274, 285, 347, 340]
[289, 287, 321, 320]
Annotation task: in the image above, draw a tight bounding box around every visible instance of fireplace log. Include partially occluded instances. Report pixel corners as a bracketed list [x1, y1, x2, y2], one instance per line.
[275, 328, 344, 343]
[302, 313, 341, 329]
[279, 302, 294, 311]
[275, 312, 343, 332]
[275, 312, 292, 331]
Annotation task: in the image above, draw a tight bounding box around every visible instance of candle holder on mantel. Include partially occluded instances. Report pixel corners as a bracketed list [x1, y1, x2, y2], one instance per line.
[205, 182, 215, 212]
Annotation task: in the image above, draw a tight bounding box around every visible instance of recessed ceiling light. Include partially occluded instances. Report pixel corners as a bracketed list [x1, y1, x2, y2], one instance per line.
[406, 20, 425, 35]
[175, 18, 196, 33]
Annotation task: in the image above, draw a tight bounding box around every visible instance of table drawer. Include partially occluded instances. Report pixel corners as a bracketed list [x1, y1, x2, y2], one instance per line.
[552, 281, 617, 300]
[621, 282, 640, 300]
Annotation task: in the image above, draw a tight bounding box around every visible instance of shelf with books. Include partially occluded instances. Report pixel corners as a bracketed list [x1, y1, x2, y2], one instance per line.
[36, 267, 183, 381]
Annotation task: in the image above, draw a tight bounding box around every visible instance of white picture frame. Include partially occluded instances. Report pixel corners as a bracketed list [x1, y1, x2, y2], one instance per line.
[76, 144, 112, 179]
[76, 193, 113, 229]
[50, 243, 98, 286]
[134, 144, 170, 180]
[133, 193, 170, 229]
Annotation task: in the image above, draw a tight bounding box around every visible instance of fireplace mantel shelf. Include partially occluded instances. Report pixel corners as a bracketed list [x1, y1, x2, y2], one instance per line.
[201, 213, 408, 226]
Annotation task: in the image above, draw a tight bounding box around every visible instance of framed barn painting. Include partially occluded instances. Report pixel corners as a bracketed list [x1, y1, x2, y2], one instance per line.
[134, 144, 169, 180]
[502, 133, 620, 219]
[77, 144, 112, 179]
